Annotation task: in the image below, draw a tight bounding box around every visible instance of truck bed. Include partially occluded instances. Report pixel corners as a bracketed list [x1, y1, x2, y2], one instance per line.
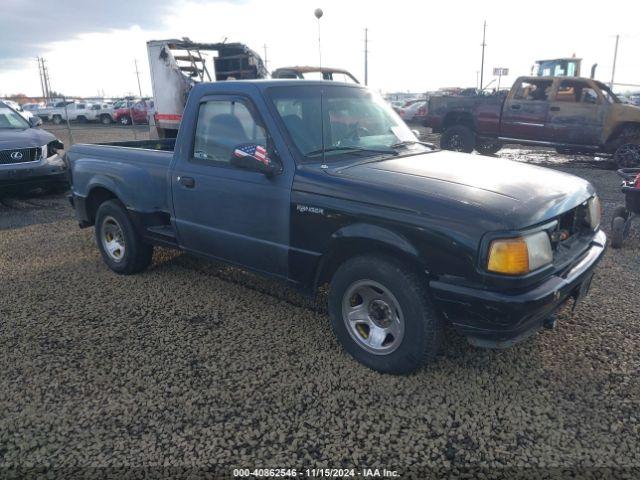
[67, 139, 175, 218]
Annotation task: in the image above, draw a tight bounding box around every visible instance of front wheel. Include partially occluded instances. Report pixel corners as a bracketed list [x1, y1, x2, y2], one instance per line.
[328, 255, 443, 374]
[475, 140, 502, 156]
[119, 115, 131, 125]
[95, 199, 153, 274]
[614, 143, 640, 168]
[440, 126, 475, 153]
[100, 114, 112, 124]
[52, 115, 62, 125]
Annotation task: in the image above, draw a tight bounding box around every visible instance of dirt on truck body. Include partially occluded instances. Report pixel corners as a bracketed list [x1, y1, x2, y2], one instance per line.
[426, 75, 640, 166]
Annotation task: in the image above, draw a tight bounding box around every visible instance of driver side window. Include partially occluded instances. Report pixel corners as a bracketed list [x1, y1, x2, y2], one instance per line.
[193, 99, 267, 164]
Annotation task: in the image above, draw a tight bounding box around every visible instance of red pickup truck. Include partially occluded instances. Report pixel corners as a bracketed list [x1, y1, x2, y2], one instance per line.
[426, 76, 640, 167]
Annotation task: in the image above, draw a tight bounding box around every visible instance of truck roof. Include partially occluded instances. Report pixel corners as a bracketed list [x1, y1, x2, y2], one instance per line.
[189, 79, 365, 93]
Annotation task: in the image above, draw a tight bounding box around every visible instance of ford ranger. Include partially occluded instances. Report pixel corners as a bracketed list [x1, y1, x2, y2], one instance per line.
[427, 76, 640, 167]
[66, 80, 606, 373]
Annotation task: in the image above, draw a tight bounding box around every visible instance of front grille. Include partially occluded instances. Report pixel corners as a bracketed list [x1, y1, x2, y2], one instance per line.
[0, 147, 41, 165]
[550, 203, 591, 249]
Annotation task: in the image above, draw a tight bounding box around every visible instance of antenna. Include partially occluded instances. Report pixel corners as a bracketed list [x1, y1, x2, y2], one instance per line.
[480, 21, 487, 91]
[320, 88, 326, 167]
[364, 28, 369, 86]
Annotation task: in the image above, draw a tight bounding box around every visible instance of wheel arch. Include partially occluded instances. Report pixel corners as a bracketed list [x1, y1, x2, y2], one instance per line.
[85, 183, 122, 225]
[605, 121, 640, 150]
[313, 223, 428, 291]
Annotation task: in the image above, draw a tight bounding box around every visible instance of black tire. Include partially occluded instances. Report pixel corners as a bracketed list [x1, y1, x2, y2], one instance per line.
[614, 143, 640, 168]
[440, 125, 475, 153]
[100, 114, 112, 125]
[328, 255, 443, 374]
[76, 115, 88, 124]
[611, 205, 629, 223]
[611, 216, 626, 249]
[475, 141, 502, 156]
[94, 199, 153, 274]
[52, 115, 62, 125]
[120, 115, 131, 126]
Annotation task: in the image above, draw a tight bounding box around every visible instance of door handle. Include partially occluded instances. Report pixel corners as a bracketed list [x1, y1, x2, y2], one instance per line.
[510, 104, 521, 110]
[177, 176, 195, 188]
[550, 106, 560, 111]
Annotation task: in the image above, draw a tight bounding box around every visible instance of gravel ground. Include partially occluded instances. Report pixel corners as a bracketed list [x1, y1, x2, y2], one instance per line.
[0, 126, 639, 478]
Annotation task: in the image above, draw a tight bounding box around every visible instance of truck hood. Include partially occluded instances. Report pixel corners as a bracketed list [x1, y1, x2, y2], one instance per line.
[0, 127, 56, 150]
[312, 150, 595, 230]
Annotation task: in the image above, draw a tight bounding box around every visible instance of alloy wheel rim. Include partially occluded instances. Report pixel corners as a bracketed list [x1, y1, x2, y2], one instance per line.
[101, 216, 126, 262]
[342, 280, 405, 355]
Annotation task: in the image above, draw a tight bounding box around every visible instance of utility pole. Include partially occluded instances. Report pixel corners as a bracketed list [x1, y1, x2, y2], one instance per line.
[37, 58, 46, 102]
[42, 58, 52, 101]
[364, 28, 369, 86]
[263, 44, 268, 70]
[480, 21, 487, 91]
[134, 59, 143, 97]
[610, 34, 619, 88]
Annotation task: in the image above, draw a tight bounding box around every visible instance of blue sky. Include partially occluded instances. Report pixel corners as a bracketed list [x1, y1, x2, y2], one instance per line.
[1, 0, 639, 97]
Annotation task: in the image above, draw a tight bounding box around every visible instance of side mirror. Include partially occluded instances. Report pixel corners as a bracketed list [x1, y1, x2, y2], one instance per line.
[230, 144, 280, 176]
[30, 116, 43, 127]
[411, 129, 421, 139]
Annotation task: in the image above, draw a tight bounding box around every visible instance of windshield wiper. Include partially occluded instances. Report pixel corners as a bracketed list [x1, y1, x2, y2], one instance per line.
[390, 140, 437, 150]
[305, 146, 397, 157]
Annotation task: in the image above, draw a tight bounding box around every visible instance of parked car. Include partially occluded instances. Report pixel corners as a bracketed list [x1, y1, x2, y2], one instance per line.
[21, 102, 44, 112]
[113, 100, 153, 125]
[37, 101, 95, 124]
[426, 75, 640, 165]
[400, 101, 427, 122]
[3, 100, 35, 122]
[67, 80, 606, 374]
[0, 102, 67, 193]
[90, 103, 114, 124]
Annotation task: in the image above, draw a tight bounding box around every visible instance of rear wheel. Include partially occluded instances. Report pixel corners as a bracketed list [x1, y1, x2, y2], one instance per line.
[52, 115, 62, 125]
[440, 126, 475, 153]
[95, 200, 153, 274]
[328, 255, 443, 374]
[100, 114, 112, 124]
[475, 140, 502, 155]
[611, 216, 626, 249]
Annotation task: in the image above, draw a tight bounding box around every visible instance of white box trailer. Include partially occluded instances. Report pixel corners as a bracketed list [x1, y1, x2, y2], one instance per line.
[147, 38, 268, 138]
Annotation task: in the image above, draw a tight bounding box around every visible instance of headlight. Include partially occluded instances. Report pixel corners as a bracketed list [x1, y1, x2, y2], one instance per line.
[487, 231, 553, 275]
[588, 196, 601, 231]
[40, 144, 48, 159]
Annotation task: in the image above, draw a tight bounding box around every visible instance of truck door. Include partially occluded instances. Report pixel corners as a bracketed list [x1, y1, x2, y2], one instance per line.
[500, 78, 553, 141]
[171, 95, 291, 277]
[547, 79, 604, 146]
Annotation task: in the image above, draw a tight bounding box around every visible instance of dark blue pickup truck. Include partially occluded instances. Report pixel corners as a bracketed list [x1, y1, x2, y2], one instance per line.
[67, 80, 606, 373]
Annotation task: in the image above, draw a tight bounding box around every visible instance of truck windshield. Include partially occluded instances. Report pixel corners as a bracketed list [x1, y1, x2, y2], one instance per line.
[595, 82, 621, 104]
[0, 106, 30, 129]
[268, 85, 426, 161]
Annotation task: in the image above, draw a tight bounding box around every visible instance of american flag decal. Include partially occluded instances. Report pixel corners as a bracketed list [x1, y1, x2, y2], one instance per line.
[233, 144, 270, 165]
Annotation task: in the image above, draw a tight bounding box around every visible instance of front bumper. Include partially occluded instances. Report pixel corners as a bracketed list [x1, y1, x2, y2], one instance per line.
[430, 230, 607, 348]
[0, 155, 68, 191]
